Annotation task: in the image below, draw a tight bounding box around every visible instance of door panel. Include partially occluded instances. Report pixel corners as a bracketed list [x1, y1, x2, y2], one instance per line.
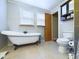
[52, 12, 58, 41]
[44, 13, 51, 41]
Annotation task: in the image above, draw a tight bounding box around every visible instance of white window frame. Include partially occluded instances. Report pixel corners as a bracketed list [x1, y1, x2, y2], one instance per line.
[36, 13, 45, 26]
[20, 8, 34, 25]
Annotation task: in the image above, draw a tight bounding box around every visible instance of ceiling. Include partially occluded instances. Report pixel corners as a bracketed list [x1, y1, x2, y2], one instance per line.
[15, 0, 64, 10]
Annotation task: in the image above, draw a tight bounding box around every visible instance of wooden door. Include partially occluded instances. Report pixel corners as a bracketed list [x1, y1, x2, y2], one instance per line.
[44, 13, 52, 41]
[52, 12, 58, 41]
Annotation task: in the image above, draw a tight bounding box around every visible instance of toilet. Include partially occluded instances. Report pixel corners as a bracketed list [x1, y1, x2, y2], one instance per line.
[56, 33, 73, 54]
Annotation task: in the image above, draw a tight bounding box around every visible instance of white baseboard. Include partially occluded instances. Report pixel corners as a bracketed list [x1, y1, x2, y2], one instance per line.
[52, 38, 57, 41]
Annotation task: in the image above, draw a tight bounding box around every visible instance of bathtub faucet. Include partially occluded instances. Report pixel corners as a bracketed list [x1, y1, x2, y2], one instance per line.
[23, 31, 27, 34]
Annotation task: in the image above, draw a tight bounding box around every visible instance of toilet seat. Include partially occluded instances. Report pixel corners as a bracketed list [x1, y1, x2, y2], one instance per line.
[57, 38, 69, 45]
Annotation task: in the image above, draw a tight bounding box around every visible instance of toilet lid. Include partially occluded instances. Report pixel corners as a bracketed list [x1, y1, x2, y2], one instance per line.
[57, 38, 69, 44]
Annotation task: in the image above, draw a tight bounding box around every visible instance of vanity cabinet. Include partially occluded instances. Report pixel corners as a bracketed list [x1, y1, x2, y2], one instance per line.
[61, 0, 74, 21]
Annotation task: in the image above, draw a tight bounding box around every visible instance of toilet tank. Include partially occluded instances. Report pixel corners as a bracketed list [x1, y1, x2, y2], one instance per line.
[63, 32, 73, 40]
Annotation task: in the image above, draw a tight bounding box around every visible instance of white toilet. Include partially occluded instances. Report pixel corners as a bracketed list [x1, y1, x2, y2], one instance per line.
[57, 33, 73, 54]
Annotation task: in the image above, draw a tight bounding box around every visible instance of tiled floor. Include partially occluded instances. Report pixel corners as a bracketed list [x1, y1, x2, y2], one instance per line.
[1, 41, 68, 59]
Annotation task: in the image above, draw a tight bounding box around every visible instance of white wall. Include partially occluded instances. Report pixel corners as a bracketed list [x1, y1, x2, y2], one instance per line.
[8, 1, 45, 39]
[0, 0, 8, 49]
[51, 0, 74, 38]
[0, 0, 8, 31]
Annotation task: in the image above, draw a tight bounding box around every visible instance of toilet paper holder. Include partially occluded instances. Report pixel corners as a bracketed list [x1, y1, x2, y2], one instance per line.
[68, 40, 74, 53]
[68, 40, 74, 47]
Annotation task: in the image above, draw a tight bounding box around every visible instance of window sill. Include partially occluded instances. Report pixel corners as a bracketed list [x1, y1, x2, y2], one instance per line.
[19, 24, 34, 26]
[37, 25, 45, 27]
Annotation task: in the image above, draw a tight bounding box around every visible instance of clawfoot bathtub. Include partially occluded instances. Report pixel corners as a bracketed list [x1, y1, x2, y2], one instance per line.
[1, 31, 41, 49]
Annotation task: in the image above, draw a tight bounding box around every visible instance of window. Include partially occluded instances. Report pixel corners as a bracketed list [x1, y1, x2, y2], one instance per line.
[20, 8, 34, 25]
[36, 13, 45, 26]
[69, 0, 74, 12]
[20, 8, 45, 26]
